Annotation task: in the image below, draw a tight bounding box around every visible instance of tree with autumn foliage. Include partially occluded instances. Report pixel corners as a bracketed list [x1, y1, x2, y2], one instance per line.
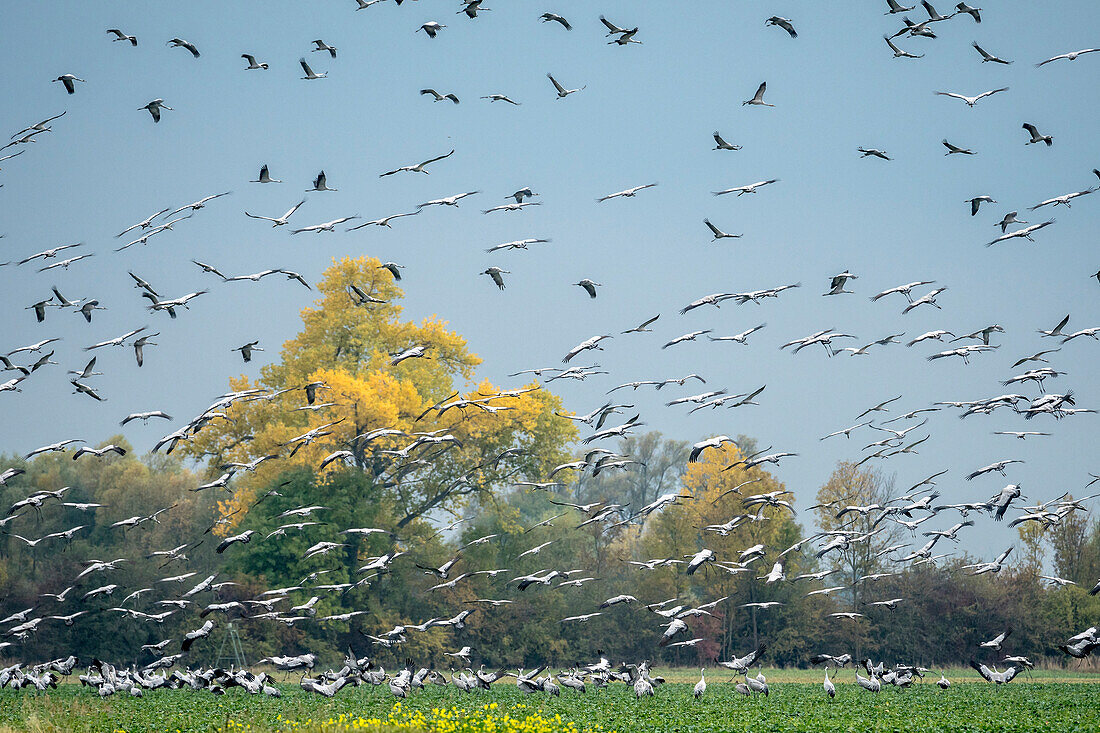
[182, 256, 577, 531]
[633, 443, 827, 664]
[813, 461, 902, 660]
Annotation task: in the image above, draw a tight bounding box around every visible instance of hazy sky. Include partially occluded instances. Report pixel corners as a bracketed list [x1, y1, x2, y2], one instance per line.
[1, 0, 1097, 560]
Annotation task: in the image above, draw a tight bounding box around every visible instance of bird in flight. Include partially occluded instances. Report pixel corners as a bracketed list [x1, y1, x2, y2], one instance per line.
[481, 267, 509, 291]
[420, 89, 459, 104]
[743, 82, 774, 107]
[1037, 48, 1100, 67]
[242, 54, 269, 70]
[540, 13, 571, 30]
[597, 184, 657, 202]
[481, 93, 520, 105]
[884, 35, 924, 59]
[943, 139, 976, 155]
[973, 42, 1011, 64]
[299, 58, 326, 80]
[245, 200, 305, 227]
[704, 219, 742, 241]
[106, 28, 138, 46]
[311, 39, 337, 58]
[308, 171, 337, 191]
[418, 22, 447, 39]
[712, 132, 741, 150]
[251, 164, 281, 183]
[291, 216, 359, 234]
[884, 0, 915, 14]
[713, 180, 778, 196]
[167, 38, 200, 57]
[140, 99, 173, 123]
[1022, 123, 1053, 146]
[380, 150, 455, 177]
[53, 75, 85, 95]
[547, 73, 585, 99]
[858, 148, 892, 160]
[934, 88, 1009, 107]
[765, 17, 797, 38]
[347, 211, 421, 230]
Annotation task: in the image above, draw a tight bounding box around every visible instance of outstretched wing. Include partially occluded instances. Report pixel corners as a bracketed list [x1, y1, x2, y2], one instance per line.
[421, 149, 455, 166]
[969, 660, 994, 682]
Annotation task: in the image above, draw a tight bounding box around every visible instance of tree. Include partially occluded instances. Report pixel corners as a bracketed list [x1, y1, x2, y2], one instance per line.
[1015, 496, 1100, 585]
[447, 486, 613, 668]
[1016, 521, 1047, 575]
[0, 441, 224, 665]
[1050, 506, 1100, 586]
[182, 257, 577, 530]
[637, 444, 818, 664]
[573, 431, 690, 523]
[814, 461, 902, 660]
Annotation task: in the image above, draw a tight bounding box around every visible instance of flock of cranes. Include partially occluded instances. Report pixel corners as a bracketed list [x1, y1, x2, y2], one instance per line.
[0, 0, 1098, 709]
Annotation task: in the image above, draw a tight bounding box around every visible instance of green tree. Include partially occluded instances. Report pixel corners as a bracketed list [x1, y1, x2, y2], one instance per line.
[0, 442, 223, 665]
[1050, 506, 1100, 585]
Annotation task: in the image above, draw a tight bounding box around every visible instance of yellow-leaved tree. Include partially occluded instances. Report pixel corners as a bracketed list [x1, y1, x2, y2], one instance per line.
[183, 256, 577, 530]
[635, 444, 822, 661]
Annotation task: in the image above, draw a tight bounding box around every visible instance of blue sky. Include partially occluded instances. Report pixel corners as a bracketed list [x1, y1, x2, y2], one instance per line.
[1, 0, 1098, 560]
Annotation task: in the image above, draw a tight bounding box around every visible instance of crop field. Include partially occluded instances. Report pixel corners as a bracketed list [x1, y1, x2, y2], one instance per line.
[651, 665, 1100, 684]
[0, 679, 1098, 733]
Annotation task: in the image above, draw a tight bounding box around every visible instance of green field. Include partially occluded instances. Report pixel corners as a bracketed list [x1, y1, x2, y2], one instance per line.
[654, 665, 1100, 684]
[1, 677, 1099, 733]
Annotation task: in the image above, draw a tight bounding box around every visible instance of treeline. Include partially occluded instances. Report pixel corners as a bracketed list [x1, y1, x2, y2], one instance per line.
[1, 261, 1095, 672]
[1, 436, 1097, 671]
[0, 444, 221, 665]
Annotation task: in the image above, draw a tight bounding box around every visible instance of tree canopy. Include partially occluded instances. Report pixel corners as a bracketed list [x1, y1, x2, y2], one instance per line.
[182, 256, 576, 529]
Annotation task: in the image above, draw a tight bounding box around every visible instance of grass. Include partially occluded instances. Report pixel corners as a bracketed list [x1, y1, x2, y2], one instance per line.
[0, 678, 1099, 733]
